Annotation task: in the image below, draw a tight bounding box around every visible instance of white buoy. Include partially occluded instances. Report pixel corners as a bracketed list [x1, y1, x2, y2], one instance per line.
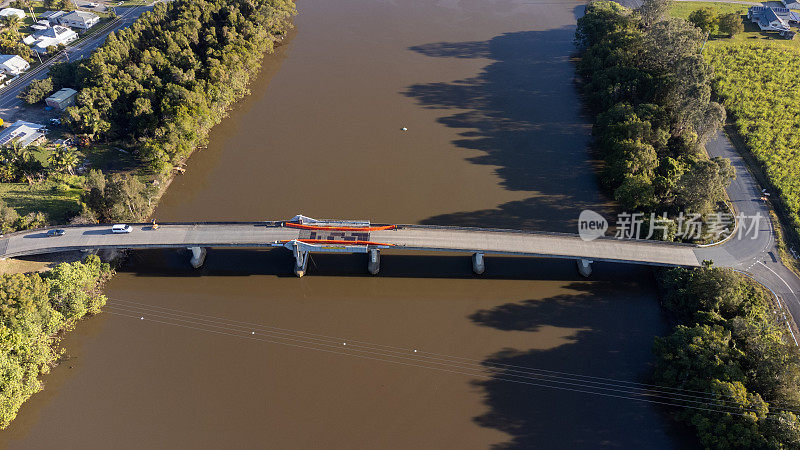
[413, 349, 418, 353]
[251, 331, 255, 335]
[140, 317, 144, 320]
[343, 342, 347, 346]
[401, 127, 408, 131]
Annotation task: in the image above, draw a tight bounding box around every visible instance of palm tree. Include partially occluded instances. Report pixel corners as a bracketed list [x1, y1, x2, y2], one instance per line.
[1, 15, 21, 33]
[47, 146, 79, 175]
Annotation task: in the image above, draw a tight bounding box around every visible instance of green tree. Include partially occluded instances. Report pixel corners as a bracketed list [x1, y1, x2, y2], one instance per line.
[19, 78, 53, 105]
[0, 200, 19, 234]
[717, 12, 744, 37]
[1, 15, 21, 33]
[638, 0, 671, 26]
[46, 146, 79, 175]
[688, 8, 717, 34]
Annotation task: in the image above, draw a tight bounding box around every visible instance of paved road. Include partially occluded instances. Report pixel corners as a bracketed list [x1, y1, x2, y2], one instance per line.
[0, 223, 702, 267]
[0, 4, 153, 121]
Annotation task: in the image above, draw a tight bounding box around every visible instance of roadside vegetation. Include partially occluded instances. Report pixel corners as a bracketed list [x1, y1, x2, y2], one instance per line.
[576, 1, 732, 240]
[665, 1, 800, 254]
[54, 0, 296, 173]
[655, 267, 800, 448]
[0, 255, 112, 429]
[578, 2, 800, 446]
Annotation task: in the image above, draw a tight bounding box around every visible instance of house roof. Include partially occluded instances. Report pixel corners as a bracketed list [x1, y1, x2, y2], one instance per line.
[0, 8, 24, 17]
[60, 10, 98, 21]
[0, 55, 28, 72]
[46, 88, 77, 103]
[0, 121, 44, 148]
[39, 10, 66, 20]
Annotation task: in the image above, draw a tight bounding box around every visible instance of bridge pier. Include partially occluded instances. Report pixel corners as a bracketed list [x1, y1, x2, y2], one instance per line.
[577, 259, 593, 277]
[367, 248, 380, 275]
[293, 247, 309, 277]
[188, 247, 207, 268]
[472, 252, 485, 275]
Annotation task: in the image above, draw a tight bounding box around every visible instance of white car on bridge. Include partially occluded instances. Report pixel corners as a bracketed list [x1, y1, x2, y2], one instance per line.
[112, 224, 132, 233]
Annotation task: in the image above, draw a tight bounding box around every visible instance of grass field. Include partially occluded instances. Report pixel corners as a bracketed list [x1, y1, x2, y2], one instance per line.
[0, 181, 81, 223]
[670, 1, 750, 20]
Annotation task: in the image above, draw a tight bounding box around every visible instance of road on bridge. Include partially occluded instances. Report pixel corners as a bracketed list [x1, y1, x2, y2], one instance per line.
[0, 222, 702, 267]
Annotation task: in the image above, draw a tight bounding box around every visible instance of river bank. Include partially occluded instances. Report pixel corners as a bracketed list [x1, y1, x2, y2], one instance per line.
[0, 0, 297, 431]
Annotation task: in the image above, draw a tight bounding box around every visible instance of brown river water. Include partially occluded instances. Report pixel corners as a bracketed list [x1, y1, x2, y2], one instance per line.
[3, 0, 696, 447]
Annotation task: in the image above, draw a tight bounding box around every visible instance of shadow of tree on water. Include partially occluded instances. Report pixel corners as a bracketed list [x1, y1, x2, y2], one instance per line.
[467, 271, 700, 448]
[406, 27, 616, 232]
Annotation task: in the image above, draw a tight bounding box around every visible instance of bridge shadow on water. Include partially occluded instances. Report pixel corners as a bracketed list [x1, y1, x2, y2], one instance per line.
[405, 23, 616, 233]
[118, 247, 637, 281]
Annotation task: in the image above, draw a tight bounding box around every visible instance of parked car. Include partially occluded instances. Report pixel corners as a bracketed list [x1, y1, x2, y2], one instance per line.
[112, 224, 132, 233]
[46, 229, 66, 237]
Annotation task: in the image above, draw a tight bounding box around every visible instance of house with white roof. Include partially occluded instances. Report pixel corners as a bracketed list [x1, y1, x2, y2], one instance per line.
[23, 25, 77, 53]
[39, 10, 67, 25]
[58, 11, 99, 29]
[0, 121, 45, 148]
[0, 55, 29, 75]
[0, 8, 26, 20]
[748, 6, 799, 37]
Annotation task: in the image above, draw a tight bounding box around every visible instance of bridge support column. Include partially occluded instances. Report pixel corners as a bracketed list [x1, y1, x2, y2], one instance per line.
[577, 259, 592, 277]
[188, 247, 207, 268]
[367, 248, 380, 275]
[293, 246, 309, 277]
[472, 252, 485, 275]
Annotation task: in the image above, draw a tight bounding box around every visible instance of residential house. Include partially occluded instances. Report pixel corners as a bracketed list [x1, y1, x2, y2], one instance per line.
[0, 8, 26, 20]
[748, 6, 799, 37]
[0, 121, 45, 148]
[23, 25, 78, 53]
[0, 55, 29, 75]
[45, 87, 77, 110]
[58, 11, 99, 29]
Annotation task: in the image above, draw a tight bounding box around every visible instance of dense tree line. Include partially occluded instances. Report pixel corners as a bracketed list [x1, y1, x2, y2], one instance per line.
[80, 169, 154, 223]
[52, 0, 295, 173]
[655, 267, 800, 448]
[0, 256, 112, 428]
[576, 1, 733, 224]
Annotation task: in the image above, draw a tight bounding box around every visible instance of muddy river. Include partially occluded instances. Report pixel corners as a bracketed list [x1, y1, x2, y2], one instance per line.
[3, 0, 693, 447]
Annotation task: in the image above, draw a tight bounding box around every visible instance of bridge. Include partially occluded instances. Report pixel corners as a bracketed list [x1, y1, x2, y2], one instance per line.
[0, 215, 702, 277]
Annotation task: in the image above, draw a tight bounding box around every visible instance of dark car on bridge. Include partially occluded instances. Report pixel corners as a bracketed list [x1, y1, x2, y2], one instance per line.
[46, 229, 66, 237]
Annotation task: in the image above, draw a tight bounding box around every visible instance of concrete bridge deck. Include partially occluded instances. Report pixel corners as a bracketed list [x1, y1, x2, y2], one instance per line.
[0, 222, 701, 274]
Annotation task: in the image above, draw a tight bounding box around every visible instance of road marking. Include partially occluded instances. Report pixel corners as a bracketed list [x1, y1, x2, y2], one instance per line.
[757, 260, 796, 295]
